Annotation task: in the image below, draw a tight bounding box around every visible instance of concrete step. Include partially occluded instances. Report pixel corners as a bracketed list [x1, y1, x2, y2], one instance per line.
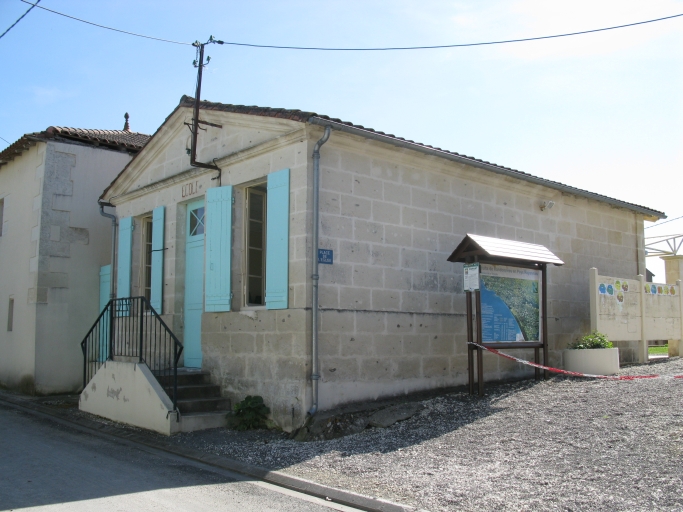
[176, 397, 231, 414]
[156, 369, 211, 387]
[165, 384, 222, 400]
[179, 411, 228, 432]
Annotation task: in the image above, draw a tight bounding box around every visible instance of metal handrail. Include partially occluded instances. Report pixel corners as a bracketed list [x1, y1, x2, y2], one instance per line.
[80, 297, 184, 411]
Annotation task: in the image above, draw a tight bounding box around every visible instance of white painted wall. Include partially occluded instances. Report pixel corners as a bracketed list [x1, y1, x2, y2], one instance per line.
[79, 361, 178, 435]
[0, 143, 43, 390]
[0, 139, 133, 394]
[33, 142, 133, 394]
[589, 267, 682, 363]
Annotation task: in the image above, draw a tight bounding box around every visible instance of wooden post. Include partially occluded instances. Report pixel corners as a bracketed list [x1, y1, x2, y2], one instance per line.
[475, 288, 484, 396]
[467, 290, 474, 394]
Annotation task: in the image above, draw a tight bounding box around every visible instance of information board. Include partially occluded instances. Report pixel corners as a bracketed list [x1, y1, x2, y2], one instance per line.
[480, 264, 541, 343]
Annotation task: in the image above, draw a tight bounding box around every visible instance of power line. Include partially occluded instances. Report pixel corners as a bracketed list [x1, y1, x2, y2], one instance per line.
[645, 214, 683, 229]
[216, 13, 683, 51]
[0, 136, 12, 146]
[19, 1, 683, 51]
[1, 0, 40, 40]
[19, 1, 192, 46]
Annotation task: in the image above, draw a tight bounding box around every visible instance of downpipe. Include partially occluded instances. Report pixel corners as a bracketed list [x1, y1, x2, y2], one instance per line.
[308, 126, 331, 418]
[99, 202, 117, 299]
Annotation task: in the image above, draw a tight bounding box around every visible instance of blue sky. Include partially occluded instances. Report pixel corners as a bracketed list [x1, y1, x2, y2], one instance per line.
[1, 0, 682, 276]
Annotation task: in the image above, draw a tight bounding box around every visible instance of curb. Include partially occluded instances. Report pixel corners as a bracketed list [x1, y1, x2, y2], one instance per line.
[0, 391, 414, 512]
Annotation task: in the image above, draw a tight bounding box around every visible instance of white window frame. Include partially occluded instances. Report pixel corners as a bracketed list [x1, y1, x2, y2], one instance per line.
[140, 216, 153, 307]
[243, 184, 267, 308]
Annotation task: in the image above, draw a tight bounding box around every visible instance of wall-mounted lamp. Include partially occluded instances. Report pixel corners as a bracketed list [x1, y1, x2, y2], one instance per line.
[540, 200, 555, 211]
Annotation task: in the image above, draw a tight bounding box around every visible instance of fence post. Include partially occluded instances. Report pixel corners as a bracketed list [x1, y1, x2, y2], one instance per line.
[589, 268, 599, 333]
[673, 279, 683, 357]
[109, 300, 115, 361]
[638, 274, 648, 363]
[139, 298, 144, 363]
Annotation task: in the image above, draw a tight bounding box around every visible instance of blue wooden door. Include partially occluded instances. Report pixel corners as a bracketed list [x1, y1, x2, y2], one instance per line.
[184, 199, 205, 368]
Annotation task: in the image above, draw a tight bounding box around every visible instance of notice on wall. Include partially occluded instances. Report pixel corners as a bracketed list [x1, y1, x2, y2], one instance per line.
[480, 264, 541, 343]
[318, 249, 333, 264]
[463, 263, 480, 292]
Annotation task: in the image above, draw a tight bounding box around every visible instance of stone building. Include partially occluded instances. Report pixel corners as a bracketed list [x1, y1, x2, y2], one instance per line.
[98, 96, 663, 431]
[0, 121, 149, 393]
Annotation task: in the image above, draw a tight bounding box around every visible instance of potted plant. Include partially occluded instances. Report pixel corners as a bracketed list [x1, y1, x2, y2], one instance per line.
[564, 331, 620, 375]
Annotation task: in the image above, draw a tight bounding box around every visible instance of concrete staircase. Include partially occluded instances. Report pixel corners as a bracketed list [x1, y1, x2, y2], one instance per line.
[159, 368, 230, 432]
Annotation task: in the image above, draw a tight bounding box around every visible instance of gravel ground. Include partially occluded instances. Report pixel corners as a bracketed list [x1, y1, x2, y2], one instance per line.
[25, 357, 683, 511]
[164, 357, 683, 512]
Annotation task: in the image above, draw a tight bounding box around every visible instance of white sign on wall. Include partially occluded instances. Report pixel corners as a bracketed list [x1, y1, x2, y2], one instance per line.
[463, 263, 480, 292]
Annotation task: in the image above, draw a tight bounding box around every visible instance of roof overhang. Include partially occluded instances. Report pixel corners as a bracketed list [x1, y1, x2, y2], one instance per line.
[448, 234, 565, 266]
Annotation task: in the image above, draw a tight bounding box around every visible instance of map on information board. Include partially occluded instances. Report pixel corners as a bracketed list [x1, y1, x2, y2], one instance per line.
[480, 264, 541, 343]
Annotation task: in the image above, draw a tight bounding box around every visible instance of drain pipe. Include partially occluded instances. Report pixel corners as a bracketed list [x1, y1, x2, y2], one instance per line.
[99, 201, 117, 299]
[308, 125, 331, 417]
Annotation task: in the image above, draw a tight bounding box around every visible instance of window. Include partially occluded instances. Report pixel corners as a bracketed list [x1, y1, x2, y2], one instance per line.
[142, 217, 153, 304]
[0, 198, 4, 236]
[7, 297, 14, 331]
[189, 206, 205, 236]
[245, 185, 266, 306]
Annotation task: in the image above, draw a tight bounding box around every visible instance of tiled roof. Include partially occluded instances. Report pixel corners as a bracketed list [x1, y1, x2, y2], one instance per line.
[0, 126, 150, 169]
[46, 126, 150, 150]
[104, 95, 665, 219]
[177, 95, 314, 122]
[173, 96, 534, 177]
[0, 134, 41, 168]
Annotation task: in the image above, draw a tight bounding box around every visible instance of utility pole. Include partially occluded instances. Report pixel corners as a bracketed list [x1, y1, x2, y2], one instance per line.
[189, 36, 224, 174]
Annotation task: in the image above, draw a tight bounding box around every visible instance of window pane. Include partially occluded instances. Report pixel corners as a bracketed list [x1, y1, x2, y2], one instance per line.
[249, 193, 264, 222]
[189, 206, 205, 236]
[248, 277, 263, 305]
[249, 247, 263, 277]
[245, 187, 266, 306]
[249, 221, 263, 250]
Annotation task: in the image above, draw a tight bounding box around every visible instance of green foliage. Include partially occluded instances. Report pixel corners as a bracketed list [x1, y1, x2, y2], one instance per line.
[568, 331, 613, 350]
[231, 395, 270, 431]
[648, 344, 668, 355]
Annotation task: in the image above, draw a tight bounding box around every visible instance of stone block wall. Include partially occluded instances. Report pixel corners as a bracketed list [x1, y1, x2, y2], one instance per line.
[202, 308, 308, 432]
[313, 130, 645, 409]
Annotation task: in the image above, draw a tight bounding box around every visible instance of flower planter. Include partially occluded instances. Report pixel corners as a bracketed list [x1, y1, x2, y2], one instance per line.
[564, 348, 620, 376]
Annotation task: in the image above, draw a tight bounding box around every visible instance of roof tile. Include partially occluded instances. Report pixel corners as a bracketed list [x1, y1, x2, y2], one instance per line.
[0, 126, 150, 169]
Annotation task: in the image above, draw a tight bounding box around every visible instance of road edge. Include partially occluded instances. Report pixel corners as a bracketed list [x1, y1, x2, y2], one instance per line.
[0, 392, 415, 512]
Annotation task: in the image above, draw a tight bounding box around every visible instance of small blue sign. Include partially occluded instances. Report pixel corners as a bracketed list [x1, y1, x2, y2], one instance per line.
[318, 249, 333, 264]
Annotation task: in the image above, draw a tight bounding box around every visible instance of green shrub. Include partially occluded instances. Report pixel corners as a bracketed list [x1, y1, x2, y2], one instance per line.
[231, 395, 270, 431]
[568, 331, 613, 350]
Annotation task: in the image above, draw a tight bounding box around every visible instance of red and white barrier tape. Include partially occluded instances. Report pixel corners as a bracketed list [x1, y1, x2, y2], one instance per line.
[468, 342, 683, 381]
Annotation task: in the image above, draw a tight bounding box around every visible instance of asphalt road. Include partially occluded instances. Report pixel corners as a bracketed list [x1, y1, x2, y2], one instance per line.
[0, 403, 359, 512]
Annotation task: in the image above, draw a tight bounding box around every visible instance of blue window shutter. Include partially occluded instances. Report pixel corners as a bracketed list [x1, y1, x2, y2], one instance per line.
[205, 186, 233, 312]
[150, 206, 165, 312]
[116, 216, 133, 316]
[266, 168, 290, 310]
